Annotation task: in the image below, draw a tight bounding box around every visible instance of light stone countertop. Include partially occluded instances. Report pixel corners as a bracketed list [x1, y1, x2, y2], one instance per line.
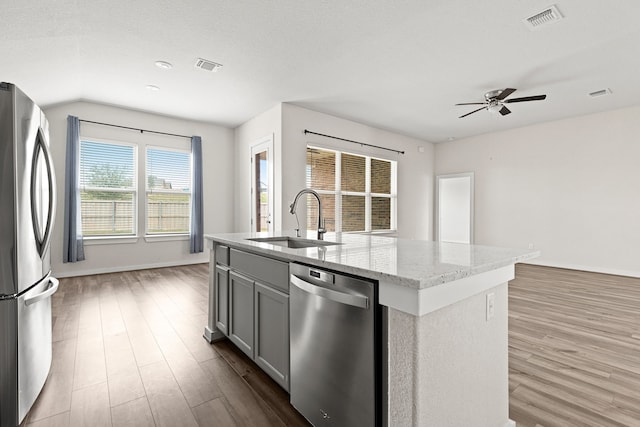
[205, 231, 539, 290]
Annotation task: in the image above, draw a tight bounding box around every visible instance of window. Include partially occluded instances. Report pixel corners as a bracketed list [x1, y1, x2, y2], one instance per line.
[79, 140, 137, 236]
[146, 147, 192, 234]
[78, 139, 192, 239]
[306, 146, 396, 233]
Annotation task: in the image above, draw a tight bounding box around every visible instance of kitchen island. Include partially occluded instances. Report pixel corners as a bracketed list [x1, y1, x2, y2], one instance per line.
[204, 231, 538, 427]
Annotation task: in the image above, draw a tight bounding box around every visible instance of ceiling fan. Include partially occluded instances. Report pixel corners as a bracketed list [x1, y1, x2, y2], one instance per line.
[455, 88, 547, 118]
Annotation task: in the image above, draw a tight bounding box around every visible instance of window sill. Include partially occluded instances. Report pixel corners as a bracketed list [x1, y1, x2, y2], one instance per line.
[144, 234, 189, 243]
[83, 236, 139, 246]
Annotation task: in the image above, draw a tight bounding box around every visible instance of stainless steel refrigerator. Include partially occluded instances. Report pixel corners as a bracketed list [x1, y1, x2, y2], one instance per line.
[0, 82, 58, 426]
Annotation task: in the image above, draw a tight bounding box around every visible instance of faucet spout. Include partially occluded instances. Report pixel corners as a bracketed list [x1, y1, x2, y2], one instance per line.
[290, 188, 326, 240]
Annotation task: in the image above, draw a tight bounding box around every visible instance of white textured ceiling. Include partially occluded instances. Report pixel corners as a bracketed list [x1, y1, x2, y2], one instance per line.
[2, 0, 639, 142]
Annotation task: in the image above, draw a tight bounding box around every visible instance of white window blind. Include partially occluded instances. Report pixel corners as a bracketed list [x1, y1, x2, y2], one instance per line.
[79, 140, 137, 236]
[146, 147, 192, 234]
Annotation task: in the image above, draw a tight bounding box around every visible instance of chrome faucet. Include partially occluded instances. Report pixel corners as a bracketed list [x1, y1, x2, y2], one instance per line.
[289, 188, 326, 240]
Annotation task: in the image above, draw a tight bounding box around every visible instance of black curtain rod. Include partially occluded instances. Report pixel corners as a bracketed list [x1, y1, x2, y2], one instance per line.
[304, 129, 405, 155]
[79, 119, 191, 139]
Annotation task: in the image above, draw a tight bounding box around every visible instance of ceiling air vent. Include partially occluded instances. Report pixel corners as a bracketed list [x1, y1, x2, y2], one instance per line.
[524, 5, 564, 30]
[195, 58, 223, 72]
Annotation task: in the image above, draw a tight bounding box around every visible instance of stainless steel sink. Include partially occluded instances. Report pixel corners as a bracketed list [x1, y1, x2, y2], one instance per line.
[247, 236, 341, 249]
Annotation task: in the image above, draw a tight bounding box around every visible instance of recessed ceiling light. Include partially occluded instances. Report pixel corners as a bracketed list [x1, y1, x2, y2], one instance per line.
[155, 61, 173, 69]
[146, 85, 160, 91]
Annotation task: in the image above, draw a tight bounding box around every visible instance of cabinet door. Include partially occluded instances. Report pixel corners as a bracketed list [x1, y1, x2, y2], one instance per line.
[229, 271, 254, 358]
[215, 265, 229, 336]
[254, 281, 289, 391]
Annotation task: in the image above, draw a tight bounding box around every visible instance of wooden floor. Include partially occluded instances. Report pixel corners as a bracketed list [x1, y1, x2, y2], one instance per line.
[509, 264, 640, 427]
[22, 264, 309, 427]
[22, 263, 640, 426]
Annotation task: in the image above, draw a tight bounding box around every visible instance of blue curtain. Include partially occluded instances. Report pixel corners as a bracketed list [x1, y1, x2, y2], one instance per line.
[190, 136, 204, 253]
[63, 115, 85, 262]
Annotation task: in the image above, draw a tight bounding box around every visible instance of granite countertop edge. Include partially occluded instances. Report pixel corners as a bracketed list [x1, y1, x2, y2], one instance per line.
[205, 233, 540, 290]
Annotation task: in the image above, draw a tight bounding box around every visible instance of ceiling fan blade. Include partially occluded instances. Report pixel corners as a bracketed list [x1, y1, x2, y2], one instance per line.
[459, 106, 487, 118]
[504, 94, 547, 103]
[499, 106, 511, 116]
[496, 88, 516, 100]
[455, 102, 486, 106]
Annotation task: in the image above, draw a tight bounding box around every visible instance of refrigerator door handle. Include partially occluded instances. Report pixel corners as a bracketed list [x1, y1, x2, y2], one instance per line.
[24, 276, 59, 306]
[30, 127, 56, 257]
[41, 128, 56, 253]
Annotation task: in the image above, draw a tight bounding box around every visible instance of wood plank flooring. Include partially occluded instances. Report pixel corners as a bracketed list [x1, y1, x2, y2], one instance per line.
[509, 264, 640, 427]
[22, 263, 640, 426]
[22, 264, 309, 427]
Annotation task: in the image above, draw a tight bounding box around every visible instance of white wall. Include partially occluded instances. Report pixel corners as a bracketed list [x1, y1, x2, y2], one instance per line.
[281, 103, 434, 239]
[46, 101, 234, 277]
[233, 104, 282, 232]
[389, 282, 509, 427]
[435, 105, 640, 277]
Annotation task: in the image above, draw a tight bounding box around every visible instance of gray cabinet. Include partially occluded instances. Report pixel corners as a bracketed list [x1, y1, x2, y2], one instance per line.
[254, 281, 289, 390]
[214, 265, 229, 336]
[212, 247, 290, 391]
[228, 271, 254, 359]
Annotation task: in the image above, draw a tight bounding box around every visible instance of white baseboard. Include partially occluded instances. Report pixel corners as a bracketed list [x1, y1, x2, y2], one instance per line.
[53, 258, 208, 278]
[504, 419, 516, 427]
[522, 259, 640, 279]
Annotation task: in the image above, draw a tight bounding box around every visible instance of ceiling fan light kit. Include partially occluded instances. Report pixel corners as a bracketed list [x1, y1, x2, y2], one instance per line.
[487, 102, 503, 114]
[455, 88, 547, 118]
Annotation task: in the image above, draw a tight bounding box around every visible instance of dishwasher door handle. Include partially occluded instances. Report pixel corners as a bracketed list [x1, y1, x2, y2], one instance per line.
[290, 275, 369, 309]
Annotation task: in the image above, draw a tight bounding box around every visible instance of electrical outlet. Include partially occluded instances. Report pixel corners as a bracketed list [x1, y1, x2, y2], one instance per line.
[486, 292, 495, 321]
[528, 243, 534, 249]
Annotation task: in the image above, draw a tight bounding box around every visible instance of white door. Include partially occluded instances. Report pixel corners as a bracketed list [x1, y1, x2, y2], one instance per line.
[436, 173, 474, 244]
[250, 135, 274, 233]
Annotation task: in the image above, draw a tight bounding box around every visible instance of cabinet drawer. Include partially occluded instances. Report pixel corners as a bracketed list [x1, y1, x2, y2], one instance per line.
[215, 245, 230, 266]
[230, 249, 289, 293]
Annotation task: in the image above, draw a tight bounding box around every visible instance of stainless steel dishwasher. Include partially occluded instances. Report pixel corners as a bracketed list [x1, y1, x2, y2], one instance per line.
[289, 263, 381, 427]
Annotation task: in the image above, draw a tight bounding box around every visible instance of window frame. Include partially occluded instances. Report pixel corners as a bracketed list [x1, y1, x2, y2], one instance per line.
[306, 145, 397, 233]
[144, 145, 193, 237]
[79, 137, 139, 240]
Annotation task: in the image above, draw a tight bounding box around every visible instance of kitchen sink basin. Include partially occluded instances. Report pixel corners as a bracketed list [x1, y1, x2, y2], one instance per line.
[247, 236, 341, 249]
